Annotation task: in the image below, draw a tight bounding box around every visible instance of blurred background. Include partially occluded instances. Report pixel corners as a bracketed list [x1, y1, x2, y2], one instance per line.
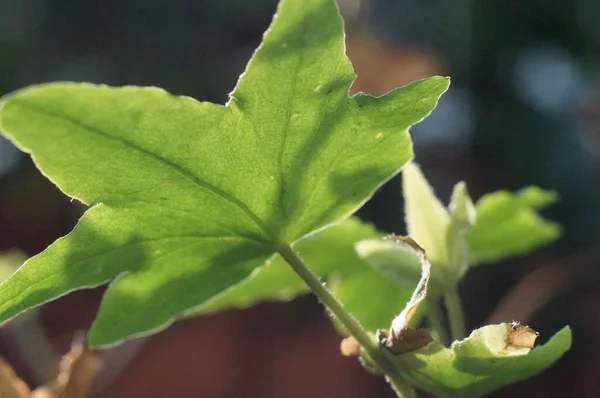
[0, 0, 599, 396]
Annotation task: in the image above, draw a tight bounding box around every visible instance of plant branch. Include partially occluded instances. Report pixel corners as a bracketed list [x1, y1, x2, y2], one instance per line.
[277, 244, 417, 397]
[389, 375, 419, 398]
[444, 286, 466, 341]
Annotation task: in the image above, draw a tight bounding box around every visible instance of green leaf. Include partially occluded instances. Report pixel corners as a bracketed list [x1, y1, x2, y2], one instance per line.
[196, 217, 412, 333]
[0, 0, 448, 347]
[394, 324, 572, 398]
[401, 163, 473, 286]
[354, 238, 452, 298]
[515, 186, 559, 209]
[402, 162, 450, 269]
[469, 187, 561, 264]
[448, 182, 476, 231]
[386, 167, 559, 282]
[447, 182, 476, 278]
[354, 239, 423, 288]
[328, 263, 413, 332]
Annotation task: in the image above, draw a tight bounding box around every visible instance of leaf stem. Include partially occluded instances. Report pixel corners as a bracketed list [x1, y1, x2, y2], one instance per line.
[389, 376, 419, 398]
[427, 298, 449, 346]
[444, 286, 466, 341]
[277, 244, 416, 397]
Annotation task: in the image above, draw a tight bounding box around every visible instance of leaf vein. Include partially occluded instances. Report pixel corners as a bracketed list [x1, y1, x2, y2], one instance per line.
[14, 99, 274, 241]
[0, 234, 266, 314]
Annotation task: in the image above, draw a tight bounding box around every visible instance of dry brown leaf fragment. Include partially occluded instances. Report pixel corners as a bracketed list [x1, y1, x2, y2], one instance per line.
[0, 329, 100, 398]
[0, 356, 31, 398]
[31, 337, 101, 398]
[500, 322, 539, 355]
[377, 328, 433, 355]
[378, 235, 434, 355]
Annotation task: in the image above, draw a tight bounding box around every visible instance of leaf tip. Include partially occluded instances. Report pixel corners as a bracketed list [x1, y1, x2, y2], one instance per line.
[449, 181, 476, 227]
[429, 75, 451, 92]
[549, 324, 573, 349]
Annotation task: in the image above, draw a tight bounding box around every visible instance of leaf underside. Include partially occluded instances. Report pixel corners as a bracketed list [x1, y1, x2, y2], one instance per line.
[0, 0, 448, 346]
[397, 324, 572, 398]
[469, 187, 561, 264]
[402, 162, 451, 269]
[196, 217, 414, 333]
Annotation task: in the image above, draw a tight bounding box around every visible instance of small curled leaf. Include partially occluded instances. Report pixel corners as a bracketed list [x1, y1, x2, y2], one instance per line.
[377, 235, 433, 355]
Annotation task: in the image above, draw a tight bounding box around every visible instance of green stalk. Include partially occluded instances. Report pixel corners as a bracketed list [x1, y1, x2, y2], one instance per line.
[444, 286, 466, 341]
[278, 244, 417, 398]
[427, 298, 449, 346]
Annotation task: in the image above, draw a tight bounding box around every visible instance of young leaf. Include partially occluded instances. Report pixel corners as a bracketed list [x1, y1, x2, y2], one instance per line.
[354, 238, 424, 288]
[391, 324, 572, 398]
[469, 187, 561, 264]
[376, 166, 558, 285]
[402, 162, 450, 268]
[401, 163, 475, 286]
[373, 180, 476, 287]
[0, 0, 448, 347]
[446, 182, 476, 278]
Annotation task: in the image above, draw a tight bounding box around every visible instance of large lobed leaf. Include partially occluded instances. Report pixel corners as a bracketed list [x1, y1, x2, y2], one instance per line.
[0, 0, 448, 347]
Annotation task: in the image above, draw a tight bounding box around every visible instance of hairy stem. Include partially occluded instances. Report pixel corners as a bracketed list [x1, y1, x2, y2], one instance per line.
[444, 286, 466, 341]
[427, 298, 449, 346]
[278, 244, 416, 397]
[389, 375, 419, 398]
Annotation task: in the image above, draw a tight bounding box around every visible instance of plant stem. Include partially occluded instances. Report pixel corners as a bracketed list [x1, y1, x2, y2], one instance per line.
[278, 244, 417, 397]
[427, 298, 449, 346]
[388, 375, 418, 398]
[444, 286, 466, 341]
